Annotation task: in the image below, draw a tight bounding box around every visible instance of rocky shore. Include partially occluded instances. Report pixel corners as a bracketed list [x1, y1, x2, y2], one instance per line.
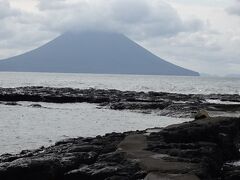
[0, 86, 240, 118]
[0, 87, 240, 179]
[0, 117, 240, 179]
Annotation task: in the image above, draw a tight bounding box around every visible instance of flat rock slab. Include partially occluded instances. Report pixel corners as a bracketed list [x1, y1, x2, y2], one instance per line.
[145, 172, 200, 180]
[118, 134, 199, 178]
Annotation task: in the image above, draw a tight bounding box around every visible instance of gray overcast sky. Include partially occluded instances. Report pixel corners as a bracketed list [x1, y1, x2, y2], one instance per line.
[0, 0, 240, 75]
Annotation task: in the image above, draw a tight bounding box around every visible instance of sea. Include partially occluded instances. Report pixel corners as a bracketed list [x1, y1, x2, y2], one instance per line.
[0, 72, 240, 154]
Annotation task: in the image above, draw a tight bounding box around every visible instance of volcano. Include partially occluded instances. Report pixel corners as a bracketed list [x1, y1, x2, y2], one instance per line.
[0, 31, 199, 76]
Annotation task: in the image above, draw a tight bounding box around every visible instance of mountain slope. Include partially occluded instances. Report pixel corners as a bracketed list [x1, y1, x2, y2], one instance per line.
[0, 31, 199, 76]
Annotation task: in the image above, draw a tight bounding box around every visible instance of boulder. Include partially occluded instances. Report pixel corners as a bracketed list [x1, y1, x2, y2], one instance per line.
[194, 109, 210, 120]
[29, 104, 42, 108]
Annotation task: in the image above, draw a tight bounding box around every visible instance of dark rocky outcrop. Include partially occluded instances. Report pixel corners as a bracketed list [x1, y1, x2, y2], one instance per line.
[1, 117, 240, 179]
[29, 104, 42, 108]
[0, 132, 144, 180]
[3, 101, 21, 106]
[1, 87, 240, 179]
[146, 117, 240, 179]
[0, 87, 240, 118]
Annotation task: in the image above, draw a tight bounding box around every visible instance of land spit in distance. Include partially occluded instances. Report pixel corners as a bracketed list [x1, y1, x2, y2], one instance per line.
[0, 87, 240, 179]
[0, 86, 240, 118]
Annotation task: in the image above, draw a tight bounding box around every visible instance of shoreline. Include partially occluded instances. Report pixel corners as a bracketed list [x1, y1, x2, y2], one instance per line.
[0, 86, 240, 118]
[0, 117, 240, 179]
[0, 87, 240, 179]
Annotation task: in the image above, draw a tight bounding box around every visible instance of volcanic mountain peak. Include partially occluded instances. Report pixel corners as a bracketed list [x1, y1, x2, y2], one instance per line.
[0, 31, 199, 76]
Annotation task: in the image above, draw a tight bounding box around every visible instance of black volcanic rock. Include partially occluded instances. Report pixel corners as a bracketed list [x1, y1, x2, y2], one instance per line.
[0, 87, 240, 118]
[0, 31, 199, 76]
[1, 117, 240, 179]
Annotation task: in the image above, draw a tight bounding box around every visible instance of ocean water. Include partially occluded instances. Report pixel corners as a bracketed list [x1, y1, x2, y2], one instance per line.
[0, 72, 239, 154]
[0, 72, 240, 94]
[0, 102, 188, 154]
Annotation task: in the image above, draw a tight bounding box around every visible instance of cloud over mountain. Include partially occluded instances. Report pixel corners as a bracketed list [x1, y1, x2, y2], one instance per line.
[0, 0, 240, 75]
[0, 0, 203, 58]
[36, 0, 203, 38]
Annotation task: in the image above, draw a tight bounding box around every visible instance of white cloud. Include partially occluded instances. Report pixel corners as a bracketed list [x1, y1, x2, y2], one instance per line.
[136, 1, 240, 75]
[226, 0, 240, 16]
[0, 0, 19, 18]
[0, 3, 55, 58]
[0, 0, 203, 57]
[34, 0, 203, 37]
[38, 0, 67, 10]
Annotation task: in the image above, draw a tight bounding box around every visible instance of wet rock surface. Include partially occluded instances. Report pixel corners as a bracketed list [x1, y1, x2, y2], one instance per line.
[0, 86, 240, 118]
[0, 117, 240, 179]
[146, 117, 240, 179]
[1, 87, 240, 179]
[0, 132, 144, 180]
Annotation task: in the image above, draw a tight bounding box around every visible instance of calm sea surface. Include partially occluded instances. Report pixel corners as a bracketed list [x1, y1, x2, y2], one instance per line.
[0, 72, 240, 94]
[0, 72, 239, 154]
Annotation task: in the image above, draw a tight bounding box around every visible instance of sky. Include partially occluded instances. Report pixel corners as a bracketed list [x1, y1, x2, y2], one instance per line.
[0, 0, 240, 76]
